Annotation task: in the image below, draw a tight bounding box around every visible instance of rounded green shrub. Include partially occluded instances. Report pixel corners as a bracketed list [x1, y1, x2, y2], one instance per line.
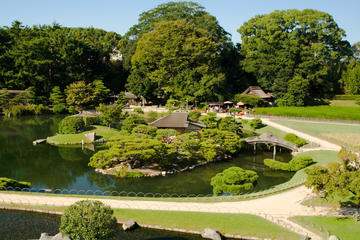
[121, 114, 146, 133]
[210, 167, 258, 195]
[264, 156, 313, 171]
[58, 116, 85, 134]
[188, 111, 201, 121]
[53, 103, 67, 114]
[0, 177, 31, 190]
[60, 200, 117, 240]
[133, 107, 144, 114]
[84, 115, 100, 126]
[132, 124, 157, 137]
[249, 118, 263, 129]
[284, 133, 307, 147]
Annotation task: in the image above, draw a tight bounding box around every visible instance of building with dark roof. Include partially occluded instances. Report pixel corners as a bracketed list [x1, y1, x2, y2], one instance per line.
[149, 112, 206, 133]
[242, 86, 272, 99]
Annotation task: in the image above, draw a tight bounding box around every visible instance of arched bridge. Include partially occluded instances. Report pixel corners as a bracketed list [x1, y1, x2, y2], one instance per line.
[244, 132, 299, 158]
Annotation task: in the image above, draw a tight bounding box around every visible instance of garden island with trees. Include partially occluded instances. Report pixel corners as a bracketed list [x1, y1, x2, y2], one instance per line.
[1, 1, 360, 240]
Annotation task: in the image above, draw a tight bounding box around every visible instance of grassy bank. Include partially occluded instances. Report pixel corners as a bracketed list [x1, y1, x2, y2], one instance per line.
[0, 204, 300, 240]
[271, 119, 360, 149]
[254, 106, 360, 121]
[290, 216, 360, 240]
[46, 125, 125, 144]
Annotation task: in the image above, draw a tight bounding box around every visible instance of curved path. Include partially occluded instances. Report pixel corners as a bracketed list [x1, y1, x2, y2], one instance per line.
[0, 117, 344, 240]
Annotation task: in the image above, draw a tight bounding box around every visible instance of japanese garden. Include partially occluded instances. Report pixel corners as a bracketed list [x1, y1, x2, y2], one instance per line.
[1, 1, 360, 240]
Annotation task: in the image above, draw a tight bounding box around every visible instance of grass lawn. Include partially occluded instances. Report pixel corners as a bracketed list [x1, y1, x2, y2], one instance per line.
[271, 119, 360, 149]
[330, 100, 360, 107]
[0, 204, 300, 240]
[290, 216, 360, 240]
[254, 106, 360, 121]
[46, 125, 125, 144]
[114, 209, 300, 240]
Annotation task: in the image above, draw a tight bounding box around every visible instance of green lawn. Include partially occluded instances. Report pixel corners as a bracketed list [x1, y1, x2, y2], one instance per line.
[254, 106, 360, 121]
[1, 204, 300, 239]
[46, 125, 125, 144]
[113, 209, 300, 240]
[290, 216, 360, 240]
[271, 119, 360, 149]
[330, 100, 360, 107]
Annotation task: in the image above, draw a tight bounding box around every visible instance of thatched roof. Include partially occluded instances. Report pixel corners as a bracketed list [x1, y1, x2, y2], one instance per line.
[149, 112, 206, 128]
[242, 86, 272, 99]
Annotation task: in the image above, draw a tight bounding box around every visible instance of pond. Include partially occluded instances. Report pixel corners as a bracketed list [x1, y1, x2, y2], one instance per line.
[0, 209, 205, 240]
[0, 115, 294, 195]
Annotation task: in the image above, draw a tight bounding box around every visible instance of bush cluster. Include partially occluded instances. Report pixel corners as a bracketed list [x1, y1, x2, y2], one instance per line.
[334, 95, 360, 100]
[284, 133, 307, 147]
[0, 177, 31, 190]
[249, 118, 263, 129]
[58, 116, 85, 134]
[52, 103, 67, 114]
[4, 104, 50, 116]
[264, 156, 313, 171]
[84, 115, 101, 126]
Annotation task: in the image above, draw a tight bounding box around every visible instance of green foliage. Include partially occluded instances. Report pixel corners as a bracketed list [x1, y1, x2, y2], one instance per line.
[96, 104, 126, 127]
[83, 116, 100, 126]
[4, 104, 50, 116]
[284, 133, 307, 147]
[0, 177, 31, 190]
[52, 103, 67, 114]
[58, 116, 85, 134]
[238, 9, 351, 105]
[264, 156, 313, 171]
[133, 108, 144, 114]
[188, 111, 201, 121]
[67, 106, 78, 114]
[199, 112, 219, 128]
[144, 111, 160, 123]
[249, 118, 263, 130]
[65, 81, 95, 110]
[210, 167, 258, 195]
[201, 128, 243, 155]
[59, 200, 117, 240]
[155, 128, 179, 140]
[93, 79, 110, 104]
[341, 59, 360, 94]
[121, 114, 146, 133]
[132, 124, 157, 137]
[49, 86, 65, 105]
[218, 116, 242, 135]
[233, 94, 264, 106]
[126, 171, 144, 178]
[0, 90, 10, 110]
[127, 19, 225, 103]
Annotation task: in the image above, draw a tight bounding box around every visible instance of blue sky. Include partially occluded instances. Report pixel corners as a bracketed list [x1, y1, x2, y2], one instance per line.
[1, 0, 359, 44]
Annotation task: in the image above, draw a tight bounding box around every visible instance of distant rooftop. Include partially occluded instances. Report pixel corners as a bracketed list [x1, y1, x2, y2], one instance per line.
[242, 86, 272, 99]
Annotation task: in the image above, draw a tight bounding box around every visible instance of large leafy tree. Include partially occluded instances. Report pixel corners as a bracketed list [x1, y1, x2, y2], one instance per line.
[340, 58, 360, 94]
[127, 19, 225, 102]
[238, 9, 351, 106]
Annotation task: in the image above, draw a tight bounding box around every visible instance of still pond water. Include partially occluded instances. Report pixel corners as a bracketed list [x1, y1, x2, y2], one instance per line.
[0, 209, 206, 240]
[0, 115, 294, 195]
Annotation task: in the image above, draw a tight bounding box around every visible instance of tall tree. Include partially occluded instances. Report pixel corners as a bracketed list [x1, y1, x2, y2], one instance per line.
[127, 19, 225, 103]
[340, 59, 360, 94]
[238, 9, 352, 106]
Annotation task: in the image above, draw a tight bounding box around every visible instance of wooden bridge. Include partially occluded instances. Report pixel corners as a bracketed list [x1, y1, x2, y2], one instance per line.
[244, 132, 299, 159]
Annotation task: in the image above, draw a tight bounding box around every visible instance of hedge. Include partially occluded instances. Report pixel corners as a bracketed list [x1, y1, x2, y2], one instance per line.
[284, 133, 307, 147]
[58, 116, 85, 134]
[84, 116, 101, 126]
[264, 156, 313, 171]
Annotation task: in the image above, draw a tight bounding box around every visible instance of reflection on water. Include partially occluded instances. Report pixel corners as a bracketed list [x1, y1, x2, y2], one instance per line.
[0, 116, 294, 194]
[0, 210, 204, 240]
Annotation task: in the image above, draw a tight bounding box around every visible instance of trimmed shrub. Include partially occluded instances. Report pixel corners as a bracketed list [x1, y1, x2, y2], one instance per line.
[188, 111, 201, 121]
[121, 114, 146, 133]
[155, 128, 179, 140]
[249, 118, 263, 129]
[264, 156, 313, 171]
[133, 108, 144, 114]
[210, 167, 258, 195]
[284, 133, 307, 147]
[58, 116, 85, 134]
[126, 171, 144, 178]
[60, 200, 117, 240]
[67, 106, 78, 114]
[0, 177, 31, 190]
[53, 103, 67, 114]
[132, 124, 157, 137]
[84, 116, 101, 126]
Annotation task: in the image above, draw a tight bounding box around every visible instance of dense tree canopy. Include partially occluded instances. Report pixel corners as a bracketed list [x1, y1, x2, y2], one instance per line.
[127, 19, 225, 102]
[238, 9, 352, 106]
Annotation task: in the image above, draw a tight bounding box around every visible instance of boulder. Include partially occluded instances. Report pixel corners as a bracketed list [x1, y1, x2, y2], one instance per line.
[52, 233, 70, 240]
[85, 132, 96, 142]
[328, 236, 339, 240]
[39, 233, 52, 240]
[201, 228, 222, 240]
[122, 220, 138, 231]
